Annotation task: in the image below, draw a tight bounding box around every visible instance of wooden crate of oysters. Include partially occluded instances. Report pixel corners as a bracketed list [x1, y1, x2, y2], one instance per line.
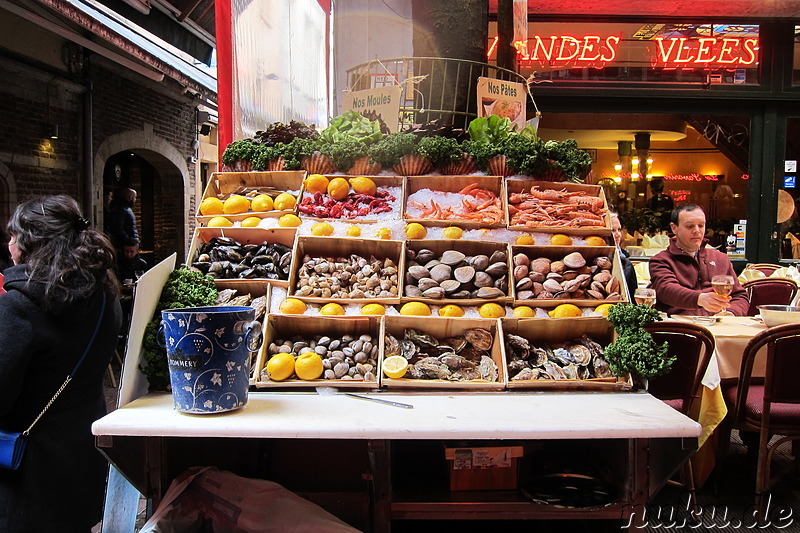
[254, 313, 381, 390]
[503, 316, 631, 391]
[380, 315, 506, 391]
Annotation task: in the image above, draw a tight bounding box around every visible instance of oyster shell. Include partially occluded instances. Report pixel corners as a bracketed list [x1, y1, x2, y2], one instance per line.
[477, 355, 498, 381]
[465, 328, 493, 351]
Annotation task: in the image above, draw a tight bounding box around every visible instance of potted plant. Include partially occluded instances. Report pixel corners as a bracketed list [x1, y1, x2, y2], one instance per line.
[603, 303, 674, 389]
[368, 132, 432, 175]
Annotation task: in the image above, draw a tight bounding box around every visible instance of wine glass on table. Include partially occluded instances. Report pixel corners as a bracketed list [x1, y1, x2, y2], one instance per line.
[711, 275, 735, 316]
[634, 288, 656, 308]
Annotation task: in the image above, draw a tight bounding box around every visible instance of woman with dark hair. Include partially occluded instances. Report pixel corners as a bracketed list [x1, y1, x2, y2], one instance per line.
[0, 195, 122, 531]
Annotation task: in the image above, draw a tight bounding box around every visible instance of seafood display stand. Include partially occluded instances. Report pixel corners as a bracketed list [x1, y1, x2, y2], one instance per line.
[94, 172, 702, 531]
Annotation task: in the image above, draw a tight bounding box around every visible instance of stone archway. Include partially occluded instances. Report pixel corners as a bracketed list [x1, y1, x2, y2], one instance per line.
[95, 127, 192, 264]
[0, 161, 19, 224]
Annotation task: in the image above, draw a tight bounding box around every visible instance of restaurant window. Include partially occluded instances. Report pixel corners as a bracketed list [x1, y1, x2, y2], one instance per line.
[780, 117, 800, 260]
[488, 22, 761, 86]
[539, 112, 751, 253]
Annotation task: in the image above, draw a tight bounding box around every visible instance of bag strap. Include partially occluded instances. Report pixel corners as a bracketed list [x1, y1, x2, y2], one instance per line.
[23, 293, 107, 436]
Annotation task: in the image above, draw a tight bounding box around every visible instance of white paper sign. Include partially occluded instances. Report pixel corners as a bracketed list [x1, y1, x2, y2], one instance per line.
[342, 86, 402, 133]
[476, 77, 527, 131]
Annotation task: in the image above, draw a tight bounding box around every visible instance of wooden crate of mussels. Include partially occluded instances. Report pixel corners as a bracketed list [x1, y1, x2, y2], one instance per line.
[510, 245, 628, 308]
[187, 227, 297, 289]
[503, 316, 631, 391]
[381, 316, 506, 391]
[287, 236, 404, 305]
[403, 240, 511, 306]
[254, 314, 382, 390]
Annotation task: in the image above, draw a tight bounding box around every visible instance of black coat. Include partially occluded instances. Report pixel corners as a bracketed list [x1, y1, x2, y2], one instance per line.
[0, 266, 122, 532]
[108, 200, 139, 250]
[619, 248, 638, 303]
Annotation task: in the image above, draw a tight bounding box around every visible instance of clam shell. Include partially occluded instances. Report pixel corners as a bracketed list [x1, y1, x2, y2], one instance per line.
[405, 286, 423, 297]
[513, 265, 529, 281]
[485, 262, 507, 277]
[593, 271, 612, 283]
[543, 279, 563, 293]
[531, 258, 552, 274]
[266, 157, 286, 171]
[513, 253, 530, 267]
[531, 282, 544, 295]
[440, 279, 461, 293]
[550, 261, 566, 274]
[417, 277, 439, 291]
[591, 280, 607, 294]
[529, 272, 545, 283]
[430, 264, 453, 283]
[494, 275, 508, 292]
[516, 278, 532, 291]
[451, 290, 471, 299]
[563, 252, 587, 269]
[586, 289, 604, 299]
[546, 272, 564, 282]
[470, 255, 490, 270]
[455, 266, 476, 283]
[440, 153, 478, 175]
[474, 271, 494, 287]
[489, 250, 507, 264]
[346, 156, 382, 175]
[487, 154, 515, 177]
[563, 279, 582, 292]
[441, 250, 466, 266]
[408, 265, 431, 280]
[422, 287, 445, 299]
[606, 278, 620, 294]
[607, 292, 622, 301]
[392, 154, 433, 176]
[416, 249, 436, 263]
[517, 290, 534, 300]
[594, 256, 613, 270]
[300, 152, 335, 174]
[477, 287, 505, 299]
[562, 270, 578, 281]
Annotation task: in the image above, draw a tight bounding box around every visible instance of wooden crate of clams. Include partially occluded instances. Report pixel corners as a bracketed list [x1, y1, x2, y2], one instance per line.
[510, 245, 628, 307]
[404, 240, 511, 306]
[403, 175, 506, 229]
[505, 179, 611, 236]
[503, 317, 631, 391]
[196, 171, 305, 225]
[254, 314, 382, 390]
[187, 227, 297, 289]
[381, 315, 506, 391]
[288, 236, 404, 305]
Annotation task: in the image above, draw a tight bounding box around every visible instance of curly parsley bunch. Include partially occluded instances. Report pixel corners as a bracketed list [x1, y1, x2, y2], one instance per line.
[604, 304, 674, 379]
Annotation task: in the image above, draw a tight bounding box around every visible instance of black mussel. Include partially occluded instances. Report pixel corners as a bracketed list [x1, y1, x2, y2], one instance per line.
[230, 263, 249, 275]
[250, 255, 274, 265]
[265, 272, 281, 279]
[270, 243, 292, 256]
[242, 244, 260, 253]
[210, 236, 238, 247]
[238, 267, 257, 279]
[192, 261, 211, 274]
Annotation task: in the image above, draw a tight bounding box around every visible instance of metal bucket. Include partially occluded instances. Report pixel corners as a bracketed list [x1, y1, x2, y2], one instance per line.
[159, 306, 262, 414]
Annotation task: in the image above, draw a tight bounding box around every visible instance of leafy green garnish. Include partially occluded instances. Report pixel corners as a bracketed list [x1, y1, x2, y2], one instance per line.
[251, 145, 283, 171]
[367, 132, 421, 168]
[467, 114, 516, 144]
[221, 139, 259, 165]
[279, 137, 322, 170]
[603, 303, 674, 379]
[321, 110, 383, 145]
[417, 136, 463, 168]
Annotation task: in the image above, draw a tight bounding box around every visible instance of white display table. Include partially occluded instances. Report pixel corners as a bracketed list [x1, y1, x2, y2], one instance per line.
[93, 390, 699, 532]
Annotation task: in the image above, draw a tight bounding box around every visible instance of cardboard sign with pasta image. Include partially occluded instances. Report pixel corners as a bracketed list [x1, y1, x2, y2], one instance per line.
[476, 77, 527, 131]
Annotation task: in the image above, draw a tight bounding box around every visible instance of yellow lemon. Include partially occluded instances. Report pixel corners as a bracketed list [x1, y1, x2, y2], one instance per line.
[443, 226, 463, 240]
[311, 222, 334, 236]
[327, 177, 350, 200]
[320, 302, 346, 316]
[361, 303, 386, 315]
[594, 303, 614, 317]
[399, 302, 431, 316]
[382, 355, 409, 379]
[405, 223, 427, 240]
[515, 234, 535, 245]
[279, 298, 307, 315]
[585, 235, 607, 246]
[199, 197, 224, 216]
[304, 174, 329, 194]
[347, 225, 362, 237]
[550, 234, 573, 246]
[375, 227, 391, 240]
[438, 304, 464, 317]
[549, 304, 583, 318]
[222, 195, 250, 215]
[512, 306, 535, 318]
[295, 352, 324, 380]
[278, 214, 302, 227]
[251, 194, 274, 212]
[207, 216, 233, 228]
[266, 352, 295, 381]
[350, 176, 377, 196]
[273, 192, 297, 211]
[240, 216, 261, 228]
[478, 302, 505, 319]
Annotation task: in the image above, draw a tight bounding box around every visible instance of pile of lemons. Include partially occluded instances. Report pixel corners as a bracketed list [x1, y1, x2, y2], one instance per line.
[201, 191, 297, 228]
[265, 351, 324, 381]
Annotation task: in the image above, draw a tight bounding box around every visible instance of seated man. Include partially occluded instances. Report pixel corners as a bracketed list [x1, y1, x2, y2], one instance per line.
[649, 204, 748, 316]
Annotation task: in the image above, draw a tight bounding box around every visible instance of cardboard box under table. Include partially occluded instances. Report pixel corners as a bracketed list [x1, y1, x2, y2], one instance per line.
[187, 227, 297, 290]
[505, 179, 611, 236]
[381, 315, 506, 390]
[503, 316, 631, 391]
[445, 445, 524, 491]
[196, 171, 305, 225]
[254, 313, 382, 390]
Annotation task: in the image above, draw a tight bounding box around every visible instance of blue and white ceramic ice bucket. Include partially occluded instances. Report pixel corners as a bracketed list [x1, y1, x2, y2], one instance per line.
[159, 306, 262, 414]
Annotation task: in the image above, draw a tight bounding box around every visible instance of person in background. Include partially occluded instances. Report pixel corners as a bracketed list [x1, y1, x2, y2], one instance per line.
[610, 212, 637, 303]
[117, 241, 148, 284]
[0, 195, 122, 531]
[649, 204, 748, 316]
[108, 187, 139, 256]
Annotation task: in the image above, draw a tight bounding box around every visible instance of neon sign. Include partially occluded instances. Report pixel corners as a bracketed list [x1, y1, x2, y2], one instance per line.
[663, 174, 721, 181]
[492, 34, 759, 70]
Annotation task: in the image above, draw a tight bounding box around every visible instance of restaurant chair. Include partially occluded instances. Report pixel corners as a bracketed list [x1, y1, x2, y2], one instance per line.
[728, 323, 800, 510]
[645, 322, 715, 504]
[744, 263, 783, 277]
[742, 278, 798, 316]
